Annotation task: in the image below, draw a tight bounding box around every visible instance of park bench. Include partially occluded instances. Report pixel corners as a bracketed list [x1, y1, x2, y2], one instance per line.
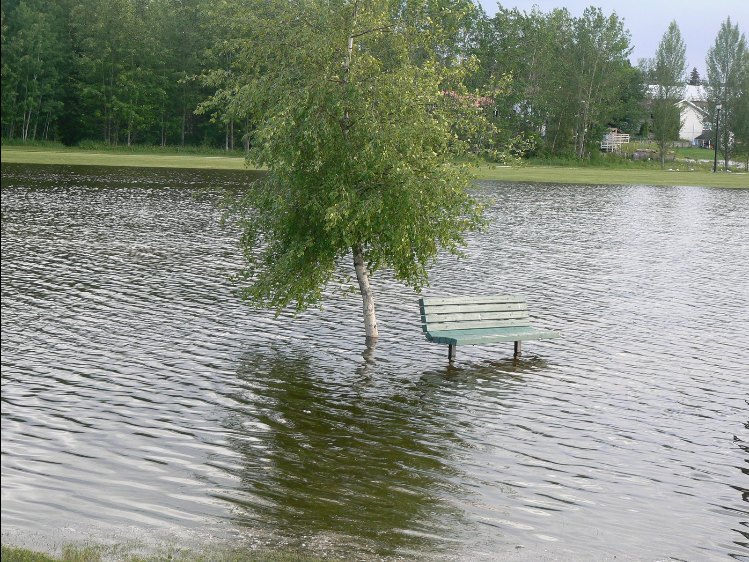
[419, 295, 560, 361]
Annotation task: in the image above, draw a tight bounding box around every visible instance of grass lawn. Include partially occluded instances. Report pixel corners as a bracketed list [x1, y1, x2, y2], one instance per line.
[1, 146, 250, 170]
[474, 164, 747, 188]
[2, 145, 747, 188]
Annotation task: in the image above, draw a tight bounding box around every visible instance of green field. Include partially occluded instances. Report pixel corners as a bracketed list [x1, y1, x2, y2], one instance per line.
[474, 164, 747, 188]
[2, 145, 747, 188]
[1, 146, 251, 170]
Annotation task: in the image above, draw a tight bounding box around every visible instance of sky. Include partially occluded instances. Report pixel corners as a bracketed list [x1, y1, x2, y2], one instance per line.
[475, 0, 749, 76]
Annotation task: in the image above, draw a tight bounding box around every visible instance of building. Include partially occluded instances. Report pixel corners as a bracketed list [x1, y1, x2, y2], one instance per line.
[695, 131, 713, 149]
[677, 99, 706, 143]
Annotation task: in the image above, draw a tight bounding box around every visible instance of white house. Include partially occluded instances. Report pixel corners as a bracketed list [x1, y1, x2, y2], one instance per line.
[677, 99, 706, 142]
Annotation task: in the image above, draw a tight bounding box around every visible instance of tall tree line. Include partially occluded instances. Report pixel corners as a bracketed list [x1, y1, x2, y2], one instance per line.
[0, 0, 643, 154]
[467, 4, 644, 158]
[1, 0, 226, 146]
[2, 0, 746, 161]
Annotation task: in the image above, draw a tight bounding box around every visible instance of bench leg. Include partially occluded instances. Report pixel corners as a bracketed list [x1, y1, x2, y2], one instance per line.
[514, 341, 522, 358]
[448, 344, 456, 361]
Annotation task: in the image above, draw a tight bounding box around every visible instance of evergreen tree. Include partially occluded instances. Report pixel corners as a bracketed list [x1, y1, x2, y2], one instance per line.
[689, 67, 701, 85]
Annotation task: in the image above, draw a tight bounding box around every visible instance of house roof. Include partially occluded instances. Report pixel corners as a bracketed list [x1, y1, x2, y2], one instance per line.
[683, 85, 706, 102]
[676, 99, 706, 114]
[646, 84, 706, 102]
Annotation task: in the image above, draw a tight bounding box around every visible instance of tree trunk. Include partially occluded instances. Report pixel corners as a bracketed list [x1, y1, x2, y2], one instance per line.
[353, 245, 378, 339]
[245, 117, 250, 153]
[660, 140, 666, 168]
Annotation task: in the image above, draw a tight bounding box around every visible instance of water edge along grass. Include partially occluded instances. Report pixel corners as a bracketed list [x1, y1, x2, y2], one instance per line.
[1, 544, 342, 562]
[2, 145, 747, 188]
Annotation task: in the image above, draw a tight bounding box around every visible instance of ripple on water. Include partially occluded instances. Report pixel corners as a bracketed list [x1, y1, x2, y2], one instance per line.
[1, 164, 748, 561]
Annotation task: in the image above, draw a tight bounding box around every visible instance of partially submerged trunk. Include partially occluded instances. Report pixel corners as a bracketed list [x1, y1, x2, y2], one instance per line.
[353, 246, 378, 339]
[346, 7, 377, 340]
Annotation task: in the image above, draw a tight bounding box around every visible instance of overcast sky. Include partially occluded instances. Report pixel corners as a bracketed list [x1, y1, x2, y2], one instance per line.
[475, 0, 749, 76]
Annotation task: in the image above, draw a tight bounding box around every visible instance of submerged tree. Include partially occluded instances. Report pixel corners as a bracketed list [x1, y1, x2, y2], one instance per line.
[650, 21, 687, 168]
[208, 0, 486, 338]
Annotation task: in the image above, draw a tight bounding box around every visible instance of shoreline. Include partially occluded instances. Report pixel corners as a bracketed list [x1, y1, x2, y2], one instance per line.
[2, 146, 746, 188]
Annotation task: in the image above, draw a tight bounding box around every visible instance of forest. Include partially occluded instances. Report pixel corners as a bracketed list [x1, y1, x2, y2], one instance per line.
[1, 0, 747, 160]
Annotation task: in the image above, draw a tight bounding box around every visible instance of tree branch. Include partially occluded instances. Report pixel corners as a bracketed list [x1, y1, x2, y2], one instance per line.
[352, 24, 395, 39]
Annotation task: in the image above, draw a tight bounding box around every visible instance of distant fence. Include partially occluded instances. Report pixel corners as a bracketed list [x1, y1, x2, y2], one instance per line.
[601, 132, 630, 152]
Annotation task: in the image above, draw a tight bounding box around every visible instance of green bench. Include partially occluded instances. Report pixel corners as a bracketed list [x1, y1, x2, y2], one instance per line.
[419, 295, 560, 360]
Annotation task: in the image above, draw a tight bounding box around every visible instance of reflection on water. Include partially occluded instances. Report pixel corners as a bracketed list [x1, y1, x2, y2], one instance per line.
[1, 164, 748, 561]
[224, 349, 467, 556]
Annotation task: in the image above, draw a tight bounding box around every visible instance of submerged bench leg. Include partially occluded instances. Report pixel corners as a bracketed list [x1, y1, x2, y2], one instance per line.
[448, 344, 457, 361]
[514, 341, 522, 358]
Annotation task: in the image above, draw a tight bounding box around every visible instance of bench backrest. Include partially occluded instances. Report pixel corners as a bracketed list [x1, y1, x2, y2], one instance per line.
[419, 295, 530, 333]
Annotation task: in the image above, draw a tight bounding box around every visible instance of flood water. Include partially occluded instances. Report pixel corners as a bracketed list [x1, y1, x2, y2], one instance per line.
[1, 163, 747, 561]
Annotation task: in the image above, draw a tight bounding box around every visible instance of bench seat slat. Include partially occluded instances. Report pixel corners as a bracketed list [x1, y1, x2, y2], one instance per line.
[420, 303, 528, 315]
[422, 311, 529, 323]
[426, 326, 561, 346]
[424, 318, 532, 332]
[420, 295, 526, 306]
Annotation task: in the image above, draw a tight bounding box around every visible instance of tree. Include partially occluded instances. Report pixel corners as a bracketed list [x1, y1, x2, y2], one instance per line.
[568, 8, 634, 159]
[650, 21, 687, 168]
[152, 0, 215, 147]
[468, 6, 572, 156]
[210, 0, 486, 339]
[689, 67, 701, 85]
[1, 0, 69, 141]
[71, 0, 143, 144]
[469, 5, 636, 158]
[705, 17, 749, 170]
[609, 63, 647, 135]
[733, 61, 749, 170]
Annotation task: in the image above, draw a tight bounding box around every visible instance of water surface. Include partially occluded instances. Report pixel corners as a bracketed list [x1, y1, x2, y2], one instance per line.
[1, 163, 747, 560]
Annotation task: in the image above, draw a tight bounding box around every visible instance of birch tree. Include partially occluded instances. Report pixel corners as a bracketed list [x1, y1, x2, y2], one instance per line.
[209, 0, 485, 339]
